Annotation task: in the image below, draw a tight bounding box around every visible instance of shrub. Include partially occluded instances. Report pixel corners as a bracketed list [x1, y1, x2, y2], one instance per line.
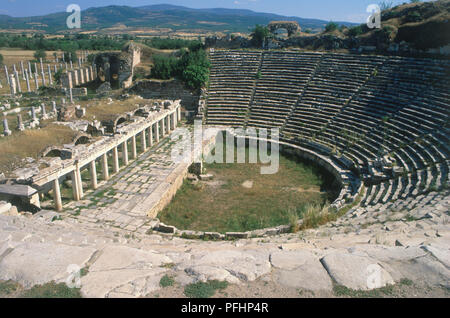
[184, 280, 228, 298]
[159, 275, 175, 288]
[63, 50, 78, 63]
[33, 49, 46, 61]
[348, 26, 363, 37]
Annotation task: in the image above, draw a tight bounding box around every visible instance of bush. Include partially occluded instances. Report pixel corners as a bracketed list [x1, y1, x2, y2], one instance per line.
[159, 275, 175, 288]
[251, 24, 270, 47]
[63, 50, 78, 63]
[348, 26, 363, 37]
[33, 49, 46, 61]
[184, 280, 228, 298]
[325, 22, 339, 33]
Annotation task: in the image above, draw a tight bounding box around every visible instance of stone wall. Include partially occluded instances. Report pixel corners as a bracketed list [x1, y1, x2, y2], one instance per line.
[127, 79, 199, 113]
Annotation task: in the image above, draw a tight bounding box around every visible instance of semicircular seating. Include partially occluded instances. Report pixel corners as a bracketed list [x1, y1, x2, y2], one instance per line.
[206, 49, 450, 212]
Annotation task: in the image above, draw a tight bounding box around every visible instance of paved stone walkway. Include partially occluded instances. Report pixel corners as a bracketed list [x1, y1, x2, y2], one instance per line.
[62, 130, 183, 233]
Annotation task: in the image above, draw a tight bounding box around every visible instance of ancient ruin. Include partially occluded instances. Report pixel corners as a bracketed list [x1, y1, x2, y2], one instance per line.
[0, 0, 449, 300]
[268, 21, 301, 37]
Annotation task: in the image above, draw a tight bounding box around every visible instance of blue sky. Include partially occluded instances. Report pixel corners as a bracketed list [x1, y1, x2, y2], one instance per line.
[0, 0, 423, 22]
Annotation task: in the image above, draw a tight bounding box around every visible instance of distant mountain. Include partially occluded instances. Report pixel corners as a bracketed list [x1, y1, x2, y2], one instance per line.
[0, 4, 356, 33]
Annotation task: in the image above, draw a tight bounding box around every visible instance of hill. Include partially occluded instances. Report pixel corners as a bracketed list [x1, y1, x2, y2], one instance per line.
[0, 4, 355, 34]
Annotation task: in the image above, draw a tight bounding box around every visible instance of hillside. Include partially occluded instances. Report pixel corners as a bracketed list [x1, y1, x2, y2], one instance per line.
[0, 4, 355, 34]
[351, 0, 450, 52]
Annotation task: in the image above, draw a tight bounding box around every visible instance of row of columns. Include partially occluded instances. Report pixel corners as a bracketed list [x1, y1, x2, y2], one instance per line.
[51, 110, 180, 211]
[61, 66, 96, 89]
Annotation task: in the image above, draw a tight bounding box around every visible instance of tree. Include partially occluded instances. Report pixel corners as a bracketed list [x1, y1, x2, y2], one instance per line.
[0, 53, 3, 66]
[379, 1, 394, 11]
[325, 22, 338, 33]
[33, 49, 46, 61]
[251, 25, 270, 48]
[151, 55, 178, 80]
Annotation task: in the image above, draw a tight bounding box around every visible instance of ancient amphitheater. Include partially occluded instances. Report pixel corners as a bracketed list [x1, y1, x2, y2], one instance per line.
[0, 48, 449, 298]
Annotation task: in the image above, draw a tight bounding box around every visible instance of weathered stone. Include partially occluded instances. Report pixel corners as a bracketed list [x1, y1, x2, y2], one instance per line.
[320, 252, 394, 290]
[0, 242, 96, 288]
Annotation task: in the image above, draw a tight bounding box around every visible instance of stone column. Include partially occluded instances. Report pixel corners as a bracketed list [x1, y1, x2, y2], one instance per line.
[78, 58, 82, 68]
[141, 130, 147, 152]
[90, 160, 98, 190]
[28, 61, 33, 79]
[148, 125, 154, 147]
[41, 71, 46, 86]
[17, 114, 24, 131]
[102, 153, 110, 180]
[70, 60, 73, 70]
[85, 67, 90, 82]
[167, 114, 172, 133]
[71, 170, 81, 201]
[31, 106, 37, 121]
[47, 65, 53, 85]
[122, 141, 129, 166]
[53, 178, 63, 212]
[9, 74, 16, 96]
[89, 66, 94, 81]
[3, 117, 11, 136]
[20, 61, 25, 80]
[131, 135, 137, 159]
[76, 166, 84, 199]
[112, 147, 119, 173]
[5, 65, 10, 85]
[69, 88, 73, 104]
[39, 58, 44, 74]
[41, 103, 48, 119]
[34, 74, 39, 91]
[25, 70, 31, 92]
[14, 72, 22, 93]
[173, 112, 177, 129]
[73, 70, 79, 86]
[161, 118, 165, 137]
[79, 68, 85, 84]
[177, 107, 181, 122]
[52, 101, 57, 114]
[155, 121, 160, 142]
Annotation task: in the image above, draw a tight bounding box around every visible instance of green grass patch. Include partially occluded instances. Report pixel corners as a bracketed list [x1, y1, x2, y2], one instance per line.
[0, 280, 21, 297]
[184, 280, 229, 298]
[20, 282, 82, 298]
[159, 275, 175, 288]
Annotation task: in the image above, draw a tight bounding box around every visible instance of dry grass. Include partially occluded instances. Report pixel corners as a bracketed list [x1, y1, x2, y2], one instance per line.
[0, 123, 77, 174]
[84, 98, 144, 121]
